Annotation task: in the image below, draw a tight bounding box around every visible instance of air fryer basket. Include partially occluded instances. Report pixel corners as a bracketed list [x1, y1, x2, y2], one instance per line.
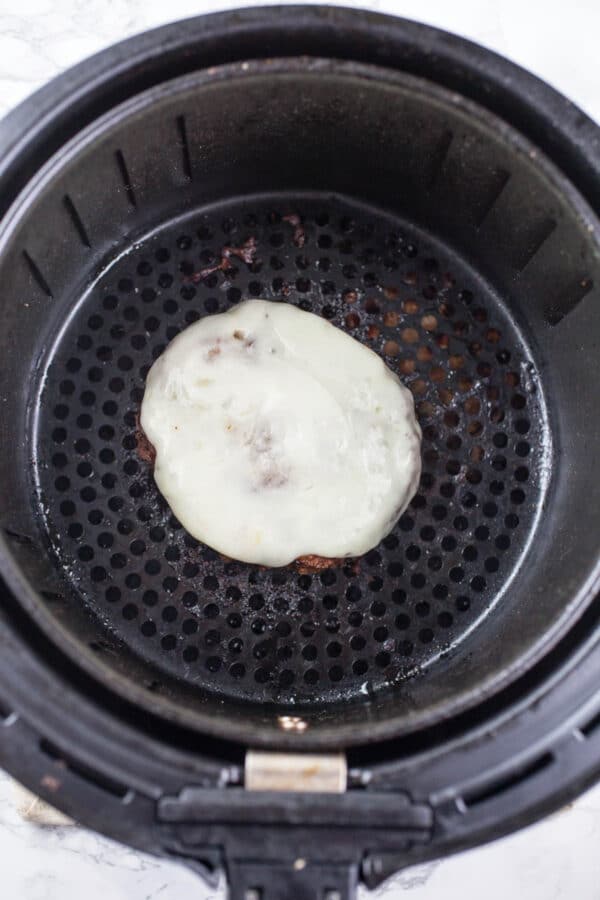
[0, 7, 599, 899]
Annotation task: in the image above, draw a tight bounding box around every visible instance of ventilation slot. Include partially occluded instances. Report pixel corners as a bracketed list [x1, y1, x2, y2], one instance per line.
[63, 195, 91, 247]
[515, 218, 557, 272]
[114, 149, 136, 208]
[579, 708, 600, 738]
[40, 739, 130, 800]
[475, 168, 511, 227]
[427, 129, 453, 190]
[176, 115, 193, 181]
[462, 752, 554, 808]
[547, 276, 594, 326]
[3, 527, 33, 546]
[23, 250, 53, 297]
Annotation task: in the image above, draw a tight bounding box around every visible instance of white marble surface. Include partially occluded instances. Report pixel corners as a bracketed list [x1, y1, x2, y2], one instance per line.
[1, 0, 599, 897]
[3, 764, 600, 899]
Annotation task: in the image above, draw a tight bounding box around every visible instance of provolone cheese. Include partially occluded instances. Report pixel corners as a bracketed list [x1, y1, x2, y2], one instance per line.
[141, 299, 421, 566]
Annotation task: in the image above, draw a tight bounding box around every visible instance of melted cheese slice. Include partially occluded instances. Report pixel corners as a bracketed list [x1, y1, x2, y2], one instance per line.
[141, 300, 421, 566]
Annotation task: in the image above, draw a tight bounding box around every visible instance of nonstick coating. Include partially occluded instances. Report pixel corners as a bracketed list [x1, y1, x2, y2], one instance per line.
[34, 195, 546, 708]
[0, 56, 598, 747]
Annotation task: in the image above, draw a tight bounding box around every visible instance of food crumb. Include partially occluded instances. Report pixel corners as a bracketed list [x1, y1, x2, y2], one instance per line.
[41, 774, 61, 792]
[283, 213, 306, 248]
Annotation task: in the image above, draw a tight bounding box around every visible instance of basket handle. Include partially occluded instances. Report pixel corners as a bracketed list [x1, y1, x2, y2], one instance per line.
[227, 858, 358, 900]
[158, 785, 434, 899]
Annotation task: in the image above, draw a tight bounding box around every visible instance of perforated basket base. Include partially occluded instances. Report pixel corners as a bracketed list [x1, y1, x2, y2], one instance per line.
[33, 193, 547, 709]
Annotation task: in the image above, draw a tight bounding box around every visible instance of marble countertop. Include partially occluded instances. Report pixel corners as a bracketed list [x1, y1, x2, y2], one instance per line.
[3, 766, 600, 899]
[1, 0, 598, 897]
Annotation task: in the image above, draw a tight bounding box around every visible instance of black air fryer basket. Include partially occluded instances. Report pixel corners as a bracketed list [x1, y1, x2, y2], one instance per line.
[0, 6, 599, 898]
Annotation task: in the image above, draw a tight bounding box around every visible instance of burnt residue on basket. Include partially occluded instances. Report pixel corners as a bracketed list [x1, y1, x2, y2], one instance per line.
[282, 213, 305, 248]
[186, 236, 258, 282]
